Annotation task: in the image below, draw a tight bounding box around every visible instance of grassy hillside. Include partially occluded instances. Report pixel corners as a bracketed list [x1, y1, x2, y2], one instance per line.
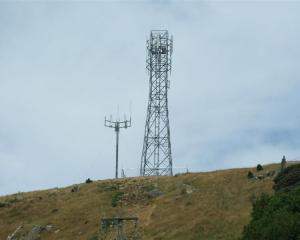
[0, 163, 285, 240]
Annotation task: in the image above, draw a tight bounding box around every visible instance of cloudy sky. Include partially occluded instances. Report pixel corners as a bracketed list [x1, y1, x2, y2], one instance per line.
[1, 1, 300, 195]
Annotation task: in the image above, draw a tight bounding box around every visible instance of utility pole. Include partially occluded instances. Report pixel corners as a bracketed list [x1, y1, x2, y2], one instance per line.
[105, 116, 132, 179]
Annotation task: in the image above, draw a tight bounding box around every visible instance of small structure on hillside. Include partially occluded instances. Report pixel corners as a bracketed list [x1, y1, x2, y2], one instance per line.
[99, 217, 140, 240]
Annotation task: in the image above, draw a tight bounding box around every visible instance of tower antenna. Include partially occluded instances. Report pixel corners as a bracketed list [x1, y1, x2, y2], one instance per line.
[140, 30, 173, 176]
[105, 114, 132, 179]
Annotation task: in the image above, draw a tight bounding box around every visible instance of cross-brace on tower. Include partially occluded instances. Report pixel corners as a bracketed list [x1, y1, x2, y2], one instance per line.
[140, 30, 173, 176]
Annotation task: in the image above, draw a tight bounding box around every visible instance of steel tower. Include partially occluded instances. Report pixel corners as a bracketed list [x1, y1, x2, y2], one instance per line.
[140, 30, 173, 176]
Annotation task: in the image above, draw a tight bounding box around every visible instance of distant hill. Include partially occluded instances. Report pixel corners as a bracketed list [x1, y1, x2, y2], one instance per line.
[0, 163, 290, 240]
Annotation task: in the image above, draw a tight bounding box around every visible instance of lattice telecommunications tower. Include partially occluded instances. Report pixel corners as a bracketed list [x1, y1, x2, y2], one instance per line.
[140, 30, 173, 176]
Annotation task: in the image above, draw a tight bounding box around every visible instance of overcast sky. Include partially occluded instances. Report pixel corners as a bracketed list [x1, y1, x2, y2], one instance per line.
[1, 1, 300, 195]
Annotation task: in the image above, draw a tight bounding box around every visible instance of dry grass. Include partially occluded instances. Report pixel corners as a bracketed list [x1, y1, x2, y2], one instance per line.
[0, 163, 286, 240]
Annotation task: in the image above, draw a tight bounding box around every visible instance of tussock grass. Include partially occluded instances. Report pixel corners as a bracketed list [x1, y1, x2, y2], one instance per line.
[0, 163, 289, 240]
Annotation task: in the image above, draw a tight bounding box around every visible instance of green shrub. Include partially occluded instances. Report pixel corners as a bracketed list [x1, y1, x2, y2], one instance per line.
[247, 171, 254, 179]
[273, 164, 300, 192]
[241, 165, 300, 240]
[111, 191, 124, 207]
[0, 202, 7, 208]
[85, 178, 93, 184]
[256, 164, 263, 171]
[103, 184, 119, 192]
[241, 187, 300, 240]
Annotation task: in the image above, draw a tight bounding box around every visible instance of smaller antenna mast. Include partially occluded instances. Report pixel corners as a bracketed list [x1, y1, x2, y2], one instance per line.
[104, 114, 132, 179]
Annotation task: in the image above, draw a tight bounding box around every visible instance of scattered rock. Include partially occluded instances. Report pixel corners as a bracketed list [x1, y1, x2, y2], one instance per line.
[45, 225, 53, 231]
[7, 225, 22, 240]
[250, 170, 277, 181]
[71, 185, 80, 192]
[8, 224, 46, 240]
[185, 185, 194, 194]
[177, 182, 197, 195]
[265, 171, 276, 177]
[257, 175, 264, 180]
[51, 208, 59, 213]
[147, 189, 163, 198]
[30, 225, 45, 234]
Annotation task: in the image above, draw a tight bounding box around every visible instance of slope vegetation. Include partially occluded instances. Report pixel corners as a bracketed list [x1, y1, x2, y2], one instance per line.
[0, 163, 284, 240]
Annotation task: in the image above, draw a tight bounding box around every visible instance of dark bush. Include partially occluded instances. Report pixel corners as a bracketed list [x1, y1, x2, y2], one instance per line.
[0, 202, 7, 208]
[241, 187, 300, 240]
[241, 164, 300, 240]
[248, 171, 254, 179]
[85, 178, 93, 184]
[256, 164, 263, 171]
[273, 164, 300, 192]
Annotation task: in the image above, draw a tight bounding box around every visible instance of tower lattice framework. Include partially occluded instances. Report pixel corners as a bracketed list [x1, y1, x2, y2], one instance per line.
[140, 30, 173, 176]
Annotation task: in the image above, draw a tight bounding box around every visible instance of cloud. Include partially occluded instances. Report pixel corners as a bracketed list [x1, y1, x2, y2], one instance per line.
[0, 1, 300, 195]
